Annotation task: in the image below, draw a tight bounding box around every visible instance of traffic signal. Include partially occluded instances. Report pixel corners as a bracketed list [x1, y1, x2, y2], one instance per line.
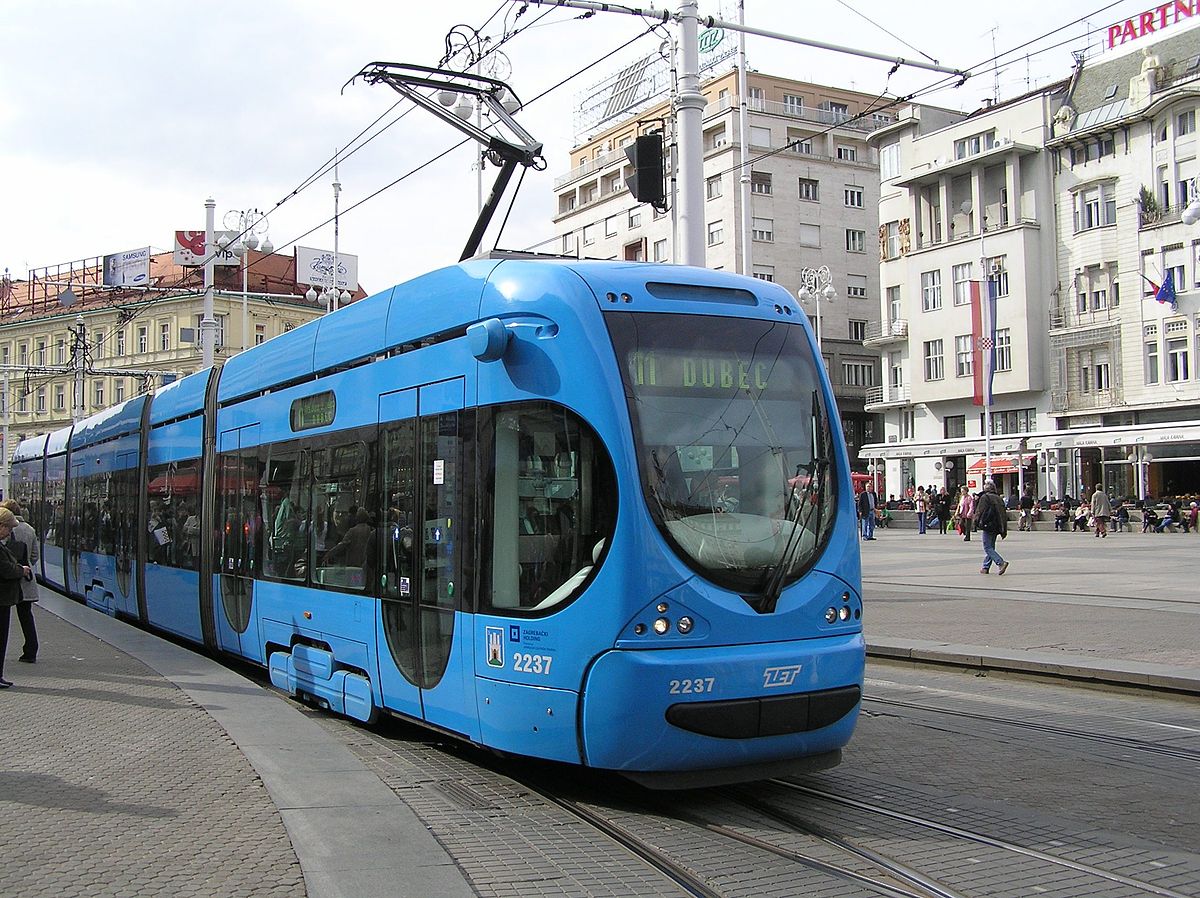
[625, 134, 666, 209]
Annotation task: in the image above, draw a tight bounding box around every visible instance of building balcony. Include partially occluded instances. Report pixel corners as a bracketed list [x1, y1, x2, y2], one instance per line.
[554, 147, 628, 190]
[1050, 388, 1122, 413]
[1049, 307, 1119, 331]
[864, 384, 911, 410]
[863, 319, 908, 346]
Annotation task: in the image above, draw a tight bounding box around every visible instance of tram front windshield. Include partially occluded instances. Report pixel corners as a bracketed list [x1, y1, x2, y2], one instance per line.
[607, 311, 837, 599]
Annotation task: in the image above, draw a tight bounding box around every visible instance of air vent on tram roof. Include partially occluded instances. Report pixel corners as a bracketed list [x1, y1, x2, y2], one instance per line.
[644, 282, 758, 306]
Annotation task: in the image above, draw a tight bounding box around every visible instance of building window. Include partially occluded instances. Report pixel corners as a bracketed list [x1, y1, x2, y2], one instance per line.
[752, 265, 775, 282]
[93, 381, 105, 408]
[605, 216, 618, 237]
[987, 407, 1035, 435]
[782, 93, 804, 113]
[842, 361, 875, 386]
[986, 256, 1009, 298]
[798, 224, 820, 247]
[887, 286, 901, 323]
[36, 387, 46, 413]
[255, 323, 266, 346]
[955, 334, 973, 377]
[1145, 341, 1160, 384]
[901, 408, 914, 440]
[93, 331, 105, 358]
[848, 319, 867, 341]
[798, 177, 819, 201]
[750, 171, 772, 195]
[952, 262, 973, 305]
[115, 330, 126, 356]
[18, 342, 27, 366]
[705, 125, 727, 150]
[653, 238, 668, 262]
[160, 322, 171, 351]
[836, 145, 857, 161]
[879, 143, 901, 180]
[748, 86, 765, 110]
[137, 326, 148, 354]
[624, 241, 645, 262]
[750, 125, 772, 147]
[17, 390, 27, 413]
[54, 384, 65, 411]
[706, 174, 722, 199]
[921, 270, 942, 311]
[844, 186, 864, 208]
[562, 233, 576, 255]
[889, 351, 904, 389]
[846, 229, 866, 253]
[559, 194, 576, 214]
[36, 341, 45, 365]
[792, 137, 813, 154]
[884, 221, 900, 259]
[582, 224, 596, 246]
[192, 315, 226, 348]
[115, 381, 126, 403]
[1178, 110, 1196, 136]
[628, 210, 641, 229]
[954, 130, 996, 159]
[751, 217, 774, 241]
[923, 339, 944, 381]
[944, 414, 966, 439]
[995, 328, 1012, 371]
[707, 220, 723, 246]
[1073, 182, 1117, 231]
[1167, 336, 1190, 382]
[56, 339, 66, 365]
[846, 274, 867, 298]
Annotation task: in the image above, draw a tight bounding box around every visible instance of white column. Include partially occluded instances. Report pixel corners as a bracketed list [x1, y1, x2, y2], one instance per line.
[675, 0, 707, 267]
[201, 197, 217, 368]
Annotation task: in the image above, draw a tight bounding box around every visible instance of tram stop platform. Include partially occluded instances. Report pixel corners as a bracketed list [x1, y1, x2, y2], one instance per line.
[2, 529, 1197, 897]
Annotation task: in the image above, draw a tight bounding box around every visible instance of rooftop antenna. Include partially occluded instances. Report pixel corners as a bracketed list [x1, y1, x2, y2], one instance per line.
[348, 62, 544, 262]
[988, 25, 1000, 104]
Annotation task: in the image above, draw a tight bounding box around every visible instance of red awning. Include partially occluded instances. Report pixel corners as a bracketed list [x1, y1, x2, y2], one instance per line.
[967, 455, 1034, 475]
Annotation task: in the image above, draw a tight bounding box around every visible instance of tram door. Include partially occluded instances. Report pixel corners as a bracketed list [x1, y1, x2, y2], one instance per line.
[215, 424, 261, 657]
[376, 380, 474, 737]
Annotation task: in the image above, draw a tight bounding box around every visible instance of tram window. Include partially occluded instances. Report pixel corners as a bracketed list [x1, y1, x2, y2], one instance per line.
[480, 403, 617, 614]
[146, 461, 201, 571]
[309, 440, 375, 593]
[380, 422, 417, 601]
[46, 455, 66, 549]
[216, 451, 264, 579]
[260, 445, 308, 582]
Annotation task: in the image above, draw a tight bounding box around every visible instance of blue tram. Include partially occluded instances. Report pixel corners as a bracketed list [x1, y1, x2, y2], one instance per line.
[12, 258, 864, 787]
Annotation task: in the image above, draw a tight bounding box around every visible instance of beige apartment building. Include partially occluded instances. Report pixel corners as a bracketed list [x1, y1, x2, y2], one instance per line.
[552, 68, 894, 467]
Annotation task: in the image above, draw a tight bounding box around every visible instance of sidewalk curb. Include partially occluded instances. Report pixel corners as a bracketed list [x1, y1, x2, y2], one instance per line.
[868, 639, 1200, 695]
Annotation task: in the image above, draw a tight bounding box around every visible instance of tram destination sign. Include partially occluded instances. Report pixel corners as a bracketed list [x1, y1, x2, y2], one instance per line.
[626, 349, 800, 395]
[290, 391, 337, 431]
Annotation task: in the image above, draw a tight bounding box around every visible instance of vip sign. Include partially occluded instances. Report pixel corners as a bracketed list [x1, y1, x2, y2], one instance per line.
[173, 231, 241, 267]
[1107, 1, 1198, 48]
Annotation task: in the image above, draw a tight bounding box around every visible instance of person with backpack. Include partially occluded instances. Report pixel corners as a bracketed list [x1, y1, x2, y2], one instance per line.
[973, 479, 1010, 575]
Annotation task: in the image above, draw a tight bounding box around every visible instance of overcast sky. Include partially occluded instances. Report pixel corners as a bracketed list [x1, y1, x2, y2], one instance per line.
[0, 0, 1170, 292]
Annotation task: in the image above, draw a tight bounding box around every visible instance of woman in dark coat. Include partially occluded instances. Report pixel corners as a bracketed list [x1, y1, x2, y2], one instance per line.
[0, 507, 34, 688]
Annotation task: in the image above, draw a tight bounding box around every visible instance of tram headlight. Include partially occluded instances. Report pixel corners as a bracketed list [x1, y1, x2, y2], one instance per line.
[838, 606, 851, 621]
[824, 607, 838, 624]
[653, 617, 671, 635]
[677, 616, 694, 634]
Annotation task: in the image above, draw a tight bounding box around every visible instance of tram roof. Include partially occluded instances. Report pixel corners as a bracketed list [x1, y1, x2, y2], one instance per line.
[150, 367, 212, 425]
[71, 394, 147, 449]
[11, 432, 48, 463]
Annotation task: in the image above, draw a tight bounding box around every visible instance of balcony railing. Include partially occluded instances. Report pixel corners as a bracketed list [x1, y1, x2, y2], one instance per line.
[864, 319, 908, 345]
[554, 147, 628, 190]
[1050, 387, 1121, 412]
[864, 384, 911, 408]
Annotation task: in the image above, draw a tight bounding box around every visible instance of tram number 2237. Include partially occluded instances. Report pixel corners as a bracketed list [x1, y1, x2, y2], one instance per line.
[669, 677, 715, 695]
[513, 652, 553, 674]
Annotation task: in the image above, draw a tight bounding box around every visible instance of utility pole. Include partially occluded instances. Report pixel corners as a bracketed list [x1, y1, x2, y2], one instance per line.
[527, 1, 966, 263]
[201, 196, 217, 367]
[72, 315, 87, 423]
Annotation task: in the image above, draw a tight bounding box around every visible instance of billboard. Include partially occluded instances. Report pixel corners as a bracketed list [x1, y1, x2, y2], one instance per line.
[174, 230, 241, 267]
[103, 247, 151, 286]
[295, 246, 358, 291]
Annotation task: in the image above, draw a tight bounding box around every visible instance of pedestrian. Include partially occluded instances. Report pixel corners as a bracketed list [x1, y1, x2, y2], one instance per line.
[973, 479, 1009, 575]
[857, 485, 877, 541]
[1188, 502, 1198, 534]
[1018, 488, 1035, 531]
[1090, 484, 1112, 538]
[915, 487, 928, 534]
[957, 485, 975, 541]
[0, 507, 35, 688]
[0, 500, 38, 663]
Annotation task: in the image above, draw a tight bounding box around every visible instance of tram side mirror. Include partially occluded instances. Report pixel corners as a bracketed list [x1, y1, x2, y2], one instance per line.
[468, 318, 512, 362]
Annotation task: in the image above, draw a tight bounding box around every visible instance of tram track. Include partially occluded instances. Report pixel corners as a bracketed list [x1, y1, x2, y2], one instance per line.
[863, 694, 1200, 763]
[766, 779, 1196, 898]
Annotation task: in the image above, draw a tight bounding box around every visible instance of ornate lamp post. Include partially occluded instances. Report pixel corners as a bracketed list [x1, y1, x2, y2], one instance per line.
[219, 208, 273, 352]
[797, 265, 835, 352]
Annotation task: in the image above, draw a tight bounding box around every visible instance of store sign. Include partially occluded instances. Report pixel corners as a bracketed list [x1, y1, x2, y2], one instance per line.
[174, 231, 240, 267]
[295, 246, 358, 290]
[102, 247, 150, 286]
[1107, 1, 1198, 49]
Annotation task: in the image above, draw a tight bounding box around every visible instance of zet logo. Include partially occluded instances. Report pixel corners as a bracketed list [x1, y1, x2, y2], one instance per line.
[762, 664, 803, 688]
[698, 27, 724, 53]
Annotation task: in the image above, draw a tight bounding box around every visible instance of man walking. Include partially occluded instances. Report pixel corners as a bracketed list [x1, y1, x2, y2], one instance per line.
[857, 486, 877, 541]
[0, 500, 38, 662]
[973, 480, 1009, 575]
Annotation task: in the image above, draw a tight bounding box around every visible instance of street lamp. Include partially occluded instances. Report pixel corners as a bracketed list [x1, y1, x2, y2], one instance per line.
[797, 265, 835, 352]
[220, 208, 273, 352]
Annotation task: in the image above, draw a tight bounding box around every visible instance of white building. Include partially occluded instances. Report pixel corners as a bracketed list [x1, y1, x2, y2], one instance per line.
[862, 25, 1200, 503]
[553, 68, 893, 464]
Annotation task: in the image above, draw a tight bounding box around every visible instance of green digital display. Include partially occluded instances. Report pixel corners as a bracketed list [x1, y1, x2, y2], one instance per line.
[290, 391, 337, 431]
[627, 350, 776, 393]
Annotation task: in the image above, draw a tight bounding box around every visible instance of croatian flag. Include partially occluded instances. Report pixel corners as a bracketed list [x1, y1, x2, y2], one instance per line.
[970, 279, 997, 407]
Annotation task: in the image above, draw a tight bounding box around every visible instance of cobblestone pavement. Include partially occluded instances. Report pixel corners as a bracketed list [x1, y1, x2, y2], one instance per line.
[0, 608, 306, 898]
